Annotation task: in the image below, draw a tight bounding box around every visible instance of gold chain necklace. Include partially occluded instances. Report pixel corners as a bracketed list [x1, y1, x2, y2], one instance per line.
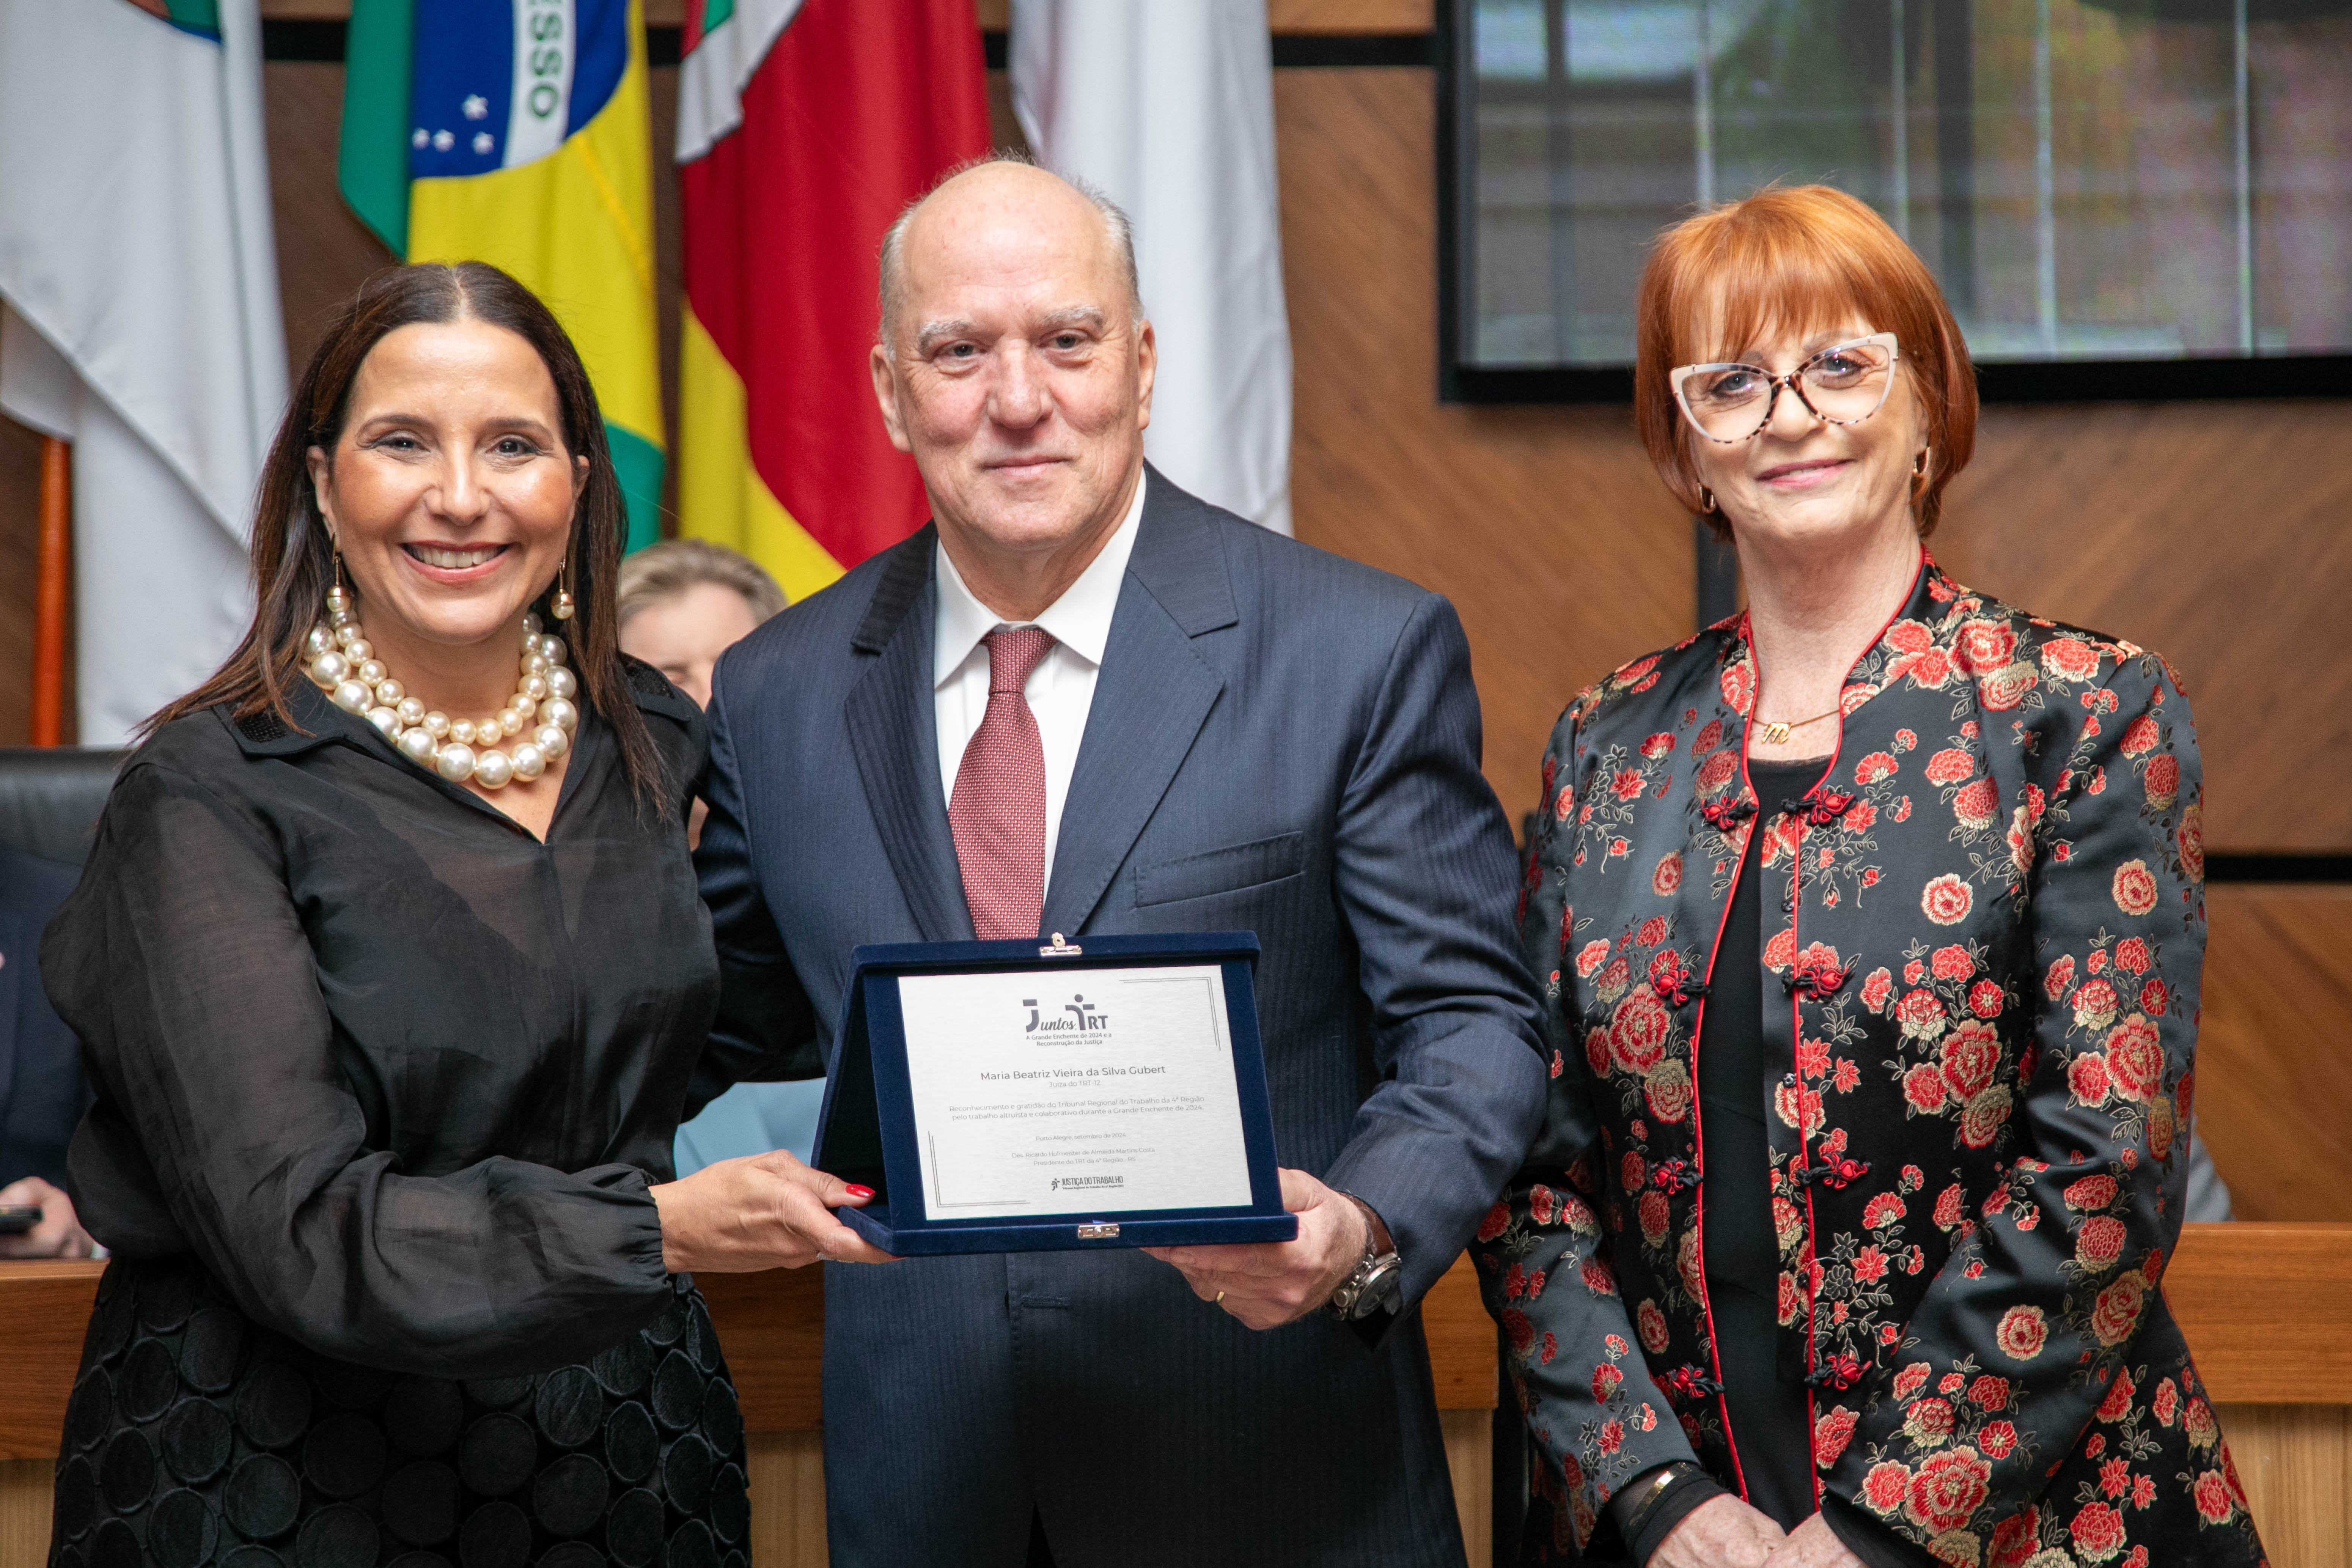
[1756, 705, 1843, 746]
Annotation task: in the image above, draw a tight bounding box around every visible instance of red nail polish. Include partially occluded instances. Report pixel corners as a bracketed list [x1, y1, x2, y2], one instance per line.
[845, 1184, 874, 1199]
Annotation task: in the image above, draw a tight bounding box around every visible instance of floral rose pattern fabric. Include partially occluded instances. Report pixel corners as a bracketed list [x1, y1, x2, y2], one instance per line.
[1480, 557, 2266, 1567]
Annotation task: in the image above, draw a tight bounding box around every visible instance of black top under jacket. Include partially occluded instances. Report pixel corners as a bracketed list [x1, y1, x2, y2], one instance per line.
[1617, 756, 1925, 1568]
[1701, 756, 1830, 1529]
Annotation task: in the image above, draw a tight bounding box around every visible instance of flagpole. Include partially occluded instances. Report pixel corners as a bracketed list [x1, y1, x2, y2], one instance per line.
[30, 435, 69, 746]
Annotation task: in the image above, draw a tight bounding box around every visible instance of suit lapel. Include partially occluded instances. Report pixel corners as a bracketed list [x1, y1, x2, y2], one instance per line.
[843, 530, 975, 944]
[1042, 473, 1235, 937]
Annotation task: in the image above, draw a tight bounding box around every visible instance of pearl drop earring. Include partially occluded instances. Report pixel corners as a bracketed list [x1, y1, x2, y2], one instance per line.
[550, 556, 575, 622]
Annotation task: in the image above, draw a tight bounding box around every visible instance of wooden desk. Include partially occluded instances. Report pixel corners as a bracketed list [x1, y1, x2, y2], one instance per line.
[2, 1228, 2344, 1566]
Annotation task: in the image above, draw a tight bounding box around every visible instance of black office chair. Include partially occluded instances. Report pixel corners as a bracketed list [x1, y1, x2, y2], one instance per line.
[0, 747, 128, 869]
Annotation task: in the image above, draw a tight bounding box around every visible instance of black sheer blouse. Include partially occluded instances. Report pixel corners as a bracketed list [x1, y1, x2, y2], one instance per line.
[41, 666, 716, 1380]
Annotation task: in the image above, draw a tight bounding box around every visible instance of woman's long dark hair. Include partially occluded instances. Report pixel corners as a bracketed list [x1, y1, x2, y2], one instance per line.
[145, 261, 663, 805]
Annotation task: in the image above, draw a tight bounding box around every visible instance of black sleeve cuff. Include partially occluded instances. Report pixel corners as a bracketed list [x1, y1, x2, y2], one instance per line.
[1820, 1494, 1935, 1568]
[1343, 1303, 1396, 1348]
[1610, 1466, 1732, 1566]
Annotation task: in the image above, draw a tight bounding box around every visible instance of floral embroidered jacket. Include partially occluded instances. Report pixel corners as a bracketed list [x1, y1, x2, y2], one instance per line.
[1475, 557, 2265, 1568]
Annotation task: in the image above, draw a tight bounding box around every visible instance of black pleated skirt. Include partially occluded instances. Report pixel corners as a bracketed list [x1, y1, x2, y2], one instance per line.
[47, 1257, 751, 1568]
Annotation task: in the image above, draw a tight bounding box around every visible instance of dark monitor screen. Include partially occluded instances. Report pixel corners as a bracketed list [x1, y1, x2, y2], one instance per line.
[1441, 0, 2352, 393]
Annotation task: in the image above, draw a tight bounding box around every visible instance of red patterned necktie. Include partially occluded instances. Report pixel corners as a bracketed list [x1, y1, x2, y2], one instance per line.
[949, 628, 1056, 940]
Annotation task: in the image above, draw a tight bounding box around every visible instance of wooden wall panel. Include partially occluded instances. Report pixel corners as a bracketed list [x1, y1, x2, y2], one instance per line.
[0, 1262, 106, 1462]
[2195, 886, 2352, 1222]
[745, 1431, 830, 1568]
[1275, 68, 1693, 824]
[2214, 1405, 2352, 1568]
[1268, 0, 1435, 28]
[0, 1463, 48, 1568]
[1273, 67, 2352, 846]
[7, 37, 2351, 840]
[2168, 1224, 2352, 1399]
[0, 418, 43, 747]
[652, 65, 684, 529]
[699, 1266, 826, 1431]
[1441, 1408, 1493, 1568]
[1931, 405, 2352, 853]
[263, 63, 396, 371]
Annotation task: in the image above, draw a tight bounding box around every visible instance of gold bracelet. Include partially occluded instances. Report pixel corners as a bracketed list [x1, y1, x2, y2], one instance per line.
[1619, 1461, 1700, 1540]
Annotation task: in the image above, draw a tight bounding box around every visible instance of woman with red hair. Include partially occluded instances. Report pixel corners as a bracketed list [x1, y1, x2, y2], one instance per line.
[1476, 186, 2262, 1568]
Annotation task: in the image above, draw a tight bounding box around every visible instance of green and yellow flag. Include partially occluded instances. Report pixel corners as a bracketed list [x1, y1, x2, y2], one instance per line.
[339, 0, 663, 551]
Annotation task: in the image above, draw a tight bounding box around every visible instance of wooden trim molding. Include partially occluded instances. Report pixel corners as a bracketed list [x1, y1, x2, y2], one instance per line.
[0, 1251, 1507, 1463]
[255, 0, 1438, 31]
[0, 1251, 1496, 1461]
[0, 1231, 2345, 1559]
[0, 1261, 109, 1464]
[2157, 1224, 2352, 1404]
[1, 1227, 2339, 1460]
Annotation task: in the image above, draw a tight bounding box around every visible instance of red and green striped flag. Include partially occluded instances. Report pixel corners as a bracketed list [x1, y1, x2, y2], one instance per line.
[675, 0, 991, 600]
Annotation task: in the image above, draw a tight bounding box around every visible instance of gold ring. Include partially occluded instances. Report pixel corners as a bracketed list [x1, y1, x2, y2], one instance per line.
[1214, 1290, 1226, 1305]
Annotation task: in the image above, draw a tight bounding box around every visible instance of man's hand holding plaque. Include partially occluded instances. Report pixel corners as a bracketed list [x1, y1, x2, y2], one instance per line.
[1145, 1169, 1380, 1328]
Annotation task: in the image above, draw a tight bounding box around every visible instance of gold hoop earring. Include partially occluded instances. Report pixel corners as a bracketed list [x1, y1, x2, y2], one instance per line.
[1700, 486, 1717, 514]
[550, 554, 576, 622]
[1912, 446, 1932, 480]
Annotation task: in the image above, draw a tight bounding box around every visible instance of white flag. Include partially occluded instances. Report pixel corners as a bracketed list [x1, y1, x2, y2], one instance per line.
[1011, 0, 1293, 535]
[0, 0, 285, 745]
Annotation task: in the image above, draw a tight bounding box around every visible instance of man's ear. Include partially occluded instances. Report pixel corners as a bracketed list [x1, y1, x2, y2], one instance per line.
[870, 341, 913, 455]
[1133, 318, 1156, 435]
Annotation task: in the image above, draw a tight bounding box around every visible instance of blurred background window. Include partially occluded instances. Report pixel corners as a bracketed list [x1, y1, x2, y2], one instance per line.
[1450, 0, 2352, 367]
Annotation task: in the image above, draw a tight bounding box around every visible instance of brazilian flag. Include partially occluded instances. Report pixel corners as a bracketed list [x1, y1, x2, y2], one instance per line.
[338, 0, 664, 552]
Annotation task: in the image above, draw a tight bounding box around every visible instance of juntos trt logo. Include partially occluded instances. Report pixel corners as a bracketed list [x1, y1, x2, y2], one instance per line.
[1023, 995, 1111, 1035]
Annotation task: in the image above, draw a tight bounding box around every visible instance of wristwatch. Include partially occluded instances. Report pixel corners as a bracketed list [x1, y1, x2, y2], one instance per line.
[1326, 1194, 1404, 1321]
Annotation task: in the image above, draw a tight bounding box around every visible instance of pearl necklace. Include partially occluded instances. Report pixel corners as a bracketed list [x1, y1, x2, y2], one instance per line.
[304, 586, 579, 790]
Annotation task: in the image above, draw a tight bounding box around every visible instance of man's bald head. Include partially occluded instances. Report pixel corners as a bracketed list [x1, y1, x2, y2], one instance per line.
[877, 155, 1141, 346]
[864, 151, 1157, 624]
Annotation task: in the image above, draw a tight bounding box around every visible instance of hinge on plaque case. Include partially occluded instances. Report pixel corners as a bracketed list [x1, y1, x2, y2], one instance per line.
[1039, 932, 1083, 957]
[1075, 1222, 1120, 1240]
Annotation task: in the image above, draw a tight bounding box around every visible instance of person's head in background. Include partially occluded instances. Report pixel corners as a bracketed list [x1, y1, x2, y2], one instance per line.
[618, 540, 786, 847]
[616, 539, 787, 710]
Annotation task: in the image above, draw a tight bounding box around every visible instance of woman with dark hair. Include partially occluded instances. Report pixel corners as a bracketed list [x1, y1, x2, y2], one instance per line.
[1478, 188, 2262, 1568]
[41, 262, 885, 1564]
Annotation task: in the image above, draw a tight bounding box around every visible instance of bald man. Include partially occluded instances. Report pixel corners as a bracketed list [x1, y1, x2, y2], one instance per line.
[687, 157, 1550, 1567]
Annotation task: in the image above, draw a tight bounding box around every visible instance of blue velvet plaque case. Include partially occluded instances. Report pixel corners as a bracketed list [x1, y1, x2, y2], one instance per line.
[810, 931, 1298, 1255]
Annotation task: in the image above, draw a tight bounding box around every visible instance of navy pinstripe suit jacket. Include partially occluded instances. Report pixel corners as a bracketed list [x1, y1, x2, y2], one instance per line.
[692, 470, 1549, 1568]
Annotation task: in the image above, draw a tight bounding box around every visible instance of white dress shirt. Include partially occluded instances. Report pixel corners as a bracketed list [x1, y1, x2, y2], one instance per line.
[934, 470, 1147, 879]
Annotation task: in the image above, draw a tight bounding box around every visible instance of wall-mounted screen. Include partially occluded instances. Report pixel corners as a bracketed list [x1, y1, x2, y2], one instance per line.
[1442, 0, 2352, 393]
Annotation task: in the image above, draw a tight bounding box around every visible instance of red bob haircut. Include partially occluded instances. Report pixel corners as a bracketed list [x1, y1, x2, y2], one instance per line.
[1633, 184, 1978, 536]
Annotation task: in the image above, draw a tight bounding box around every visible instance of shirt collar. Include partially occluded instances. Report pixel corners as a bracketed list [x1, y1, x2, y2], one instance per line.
[933, 467, 1148, 688]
